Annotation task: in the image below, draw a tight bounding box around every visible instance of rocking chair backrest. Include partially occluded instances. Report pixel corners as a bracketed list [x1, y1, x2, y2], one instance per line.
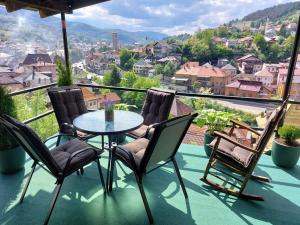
[140, 113, 197, 172]
[48, 86, 88, 134]
[0, 115, 60, 176]
[255, 99, 288, 155]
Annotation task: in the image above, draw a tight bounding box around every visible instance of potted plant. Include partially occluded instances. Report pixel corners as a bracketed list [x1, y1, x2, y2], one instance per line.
[196, 109, 235, 157]
[272, 125, 300, 168]
[0, 86, 25, 174]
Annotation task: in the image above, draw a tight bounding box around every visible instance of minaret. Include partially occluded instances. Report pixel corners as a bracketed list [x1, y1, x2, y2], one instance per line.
[265, 17, 269, 34]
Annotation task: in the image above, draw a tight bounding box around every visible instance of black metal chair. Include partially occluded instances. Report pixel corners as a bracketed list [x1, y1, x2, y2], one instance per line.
[0, 115, 105, 225]
[128, 88, 176, 139]
[201, 99, 288, 201]
[47, 86, 94, 146]
[109, 113, 197, 224]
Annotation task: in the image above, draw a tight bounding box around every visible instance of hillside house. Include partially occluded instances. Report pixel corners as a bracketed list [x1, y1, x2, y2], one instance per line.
[236, 54, 263, 74]
[225, 80, 272, 98]
[175, 62, 231, 94]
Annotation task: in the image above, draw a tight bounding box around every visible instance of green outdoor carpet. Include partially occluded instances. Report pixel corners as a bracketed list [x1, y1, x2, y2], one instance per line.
[0, 137, 300, 225]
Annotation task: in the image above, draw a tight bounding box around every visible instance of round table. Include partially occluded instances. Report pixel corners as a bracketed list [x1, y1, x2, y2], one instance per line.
[73, 110, 144, 191]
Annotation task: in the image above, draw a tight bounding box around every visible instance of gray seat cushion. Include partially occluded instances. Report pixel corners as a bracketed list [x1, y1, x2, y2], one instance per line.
[210, 137, 254, 169]
[51, 139, 101, 176]
[115, 138, 149, 168]
[128, 125, 149, 138]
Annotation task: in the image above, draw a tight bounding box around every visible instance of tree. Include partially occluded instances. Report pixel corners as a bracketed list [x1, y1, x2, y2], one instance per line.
[120, 71, 138, 87]
[253, 34, 268, 52]
[154, 64, 164, 76]
[120, 48, 133, 70]
[56, 59, 73, 87]
[163, 62, 176, 78]
[120, 72, 160, 109]
[103, 65, 121, 87]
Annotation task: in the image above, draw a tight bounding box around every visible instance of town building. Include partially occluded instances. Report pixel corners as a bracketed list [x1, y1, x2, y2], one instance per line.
[112, 32, 119, 51]
[133, 60, 154, 76]
[254, 69, 273, 87]
[174, 62, 232, 94]
[221, 64, 237, 77]
[225, 80, 272, 98]
[277, 68, 300, 100]
[236, 54, 263, 74]
[81, 87, 121, 110]
[226, 39, 239, 48]
[238, 37, 253, 48]
[22, 53, 56, 81]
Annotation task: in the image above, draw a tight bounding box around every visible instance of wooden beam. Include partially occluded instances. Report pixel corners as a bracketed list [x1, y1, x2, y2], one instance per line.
[3, 0, 28, 12]
[71, 0, 110, 10]
[2, 0, 71, 13]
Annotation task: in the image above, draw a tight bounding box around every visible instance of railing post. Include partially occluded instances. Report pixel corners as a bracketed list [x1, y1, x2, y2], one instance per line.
[282, 15, 300, 101]
[61, 12, 70, 70]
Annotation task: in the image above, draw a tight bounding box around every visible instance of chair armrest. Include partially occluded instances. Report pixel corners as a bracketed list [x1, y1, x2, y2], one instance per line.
[61, 123, 77, 136]
[214, 131, 258, 154]
[62, 147, 98, 175]
[230, 120, 261, 136]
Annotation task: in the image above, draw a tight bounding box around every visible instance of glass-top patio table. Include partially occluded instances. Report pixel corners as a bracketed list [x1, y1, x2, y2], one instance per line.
[73, 110, 144, 191]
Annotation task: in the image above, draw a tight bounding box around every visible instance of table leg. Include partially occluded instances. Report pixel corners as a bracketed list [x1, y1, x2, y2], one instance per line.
[106, 135, 112, 193]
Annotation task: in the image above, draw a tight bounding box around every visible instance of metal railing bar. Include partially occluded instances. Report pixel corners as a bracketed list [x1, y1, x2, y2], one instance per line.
[9, 83, 57, 96]
[76, 83, 300, 105]
[23, 110, 54, 124]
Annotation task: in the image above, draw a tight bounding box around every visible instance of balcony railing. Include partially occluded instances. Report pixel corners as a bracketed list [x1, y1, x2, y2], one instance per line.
[8, 83, 300, 141]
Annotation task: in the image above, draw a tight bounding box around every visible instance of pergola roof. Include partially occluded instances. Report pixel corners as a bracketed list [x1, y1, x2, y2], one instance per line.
[0, 0, 110, 17]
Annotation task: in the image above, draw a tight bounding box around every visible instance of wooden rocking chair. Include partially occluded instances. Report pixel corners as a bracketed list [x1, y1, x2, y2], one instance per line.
[201, 99, 288, 201]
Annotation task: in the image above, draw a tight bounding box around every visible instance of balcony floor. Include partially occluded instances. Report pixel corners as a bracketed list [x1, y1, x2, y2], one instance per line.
[0, 137, 300, 225]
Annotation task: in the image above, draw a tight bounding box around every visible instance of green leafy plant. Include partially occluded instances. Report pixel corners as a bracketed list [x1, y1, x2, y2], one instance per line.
[196, 109, 236, 136]
[278, 125, 300, 145]
[56, 59, 73, 87]
[114, 103, 137, 111]
[0, 86, 18, 150]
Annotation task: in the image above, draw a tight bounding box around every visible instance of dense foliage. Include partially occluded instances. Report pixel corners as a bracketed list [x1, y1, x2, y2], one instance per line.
[0, 86, 18, 149]
[278, 125, 300, 145]
[243, 1, 300, 21]
[120, 48, 136, 70]
[120, 71, 160, 110]
[57, 59, 73, 87]
[103, 64, 121, 87]
[196, 109, 236, 135]
[13, 90, 58, 140]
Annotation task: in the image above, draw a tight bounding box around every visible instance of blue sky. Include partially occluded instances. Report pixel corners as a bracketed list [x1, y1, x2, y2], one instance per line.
[66, 0, 298, 35]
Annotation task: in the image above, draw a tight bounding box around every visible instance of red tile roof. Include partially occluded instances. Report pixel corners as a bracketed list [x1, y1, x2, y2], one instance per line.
[176, 62, 228, 78]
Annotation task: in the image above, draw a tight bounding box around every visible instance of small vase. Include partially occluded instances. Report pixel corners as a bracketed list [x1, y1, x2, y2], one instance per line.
[105, 110, 114, 121]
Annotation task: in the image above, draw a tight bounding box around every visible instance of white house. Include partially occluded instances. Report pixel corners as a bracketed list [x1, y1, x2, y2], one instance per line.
[254, 68, 273, 87]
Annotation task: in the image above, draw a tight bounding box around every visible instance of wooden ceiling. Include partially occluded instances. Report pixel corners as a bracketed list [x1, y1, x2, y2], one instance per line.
[0, 0, 110, 17]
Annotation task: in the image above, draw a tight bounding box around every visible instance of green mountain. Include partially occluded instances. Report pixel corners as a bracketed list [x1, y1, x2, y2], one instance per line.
[0, 7, 168, 45]
[242, 1, 300, 22]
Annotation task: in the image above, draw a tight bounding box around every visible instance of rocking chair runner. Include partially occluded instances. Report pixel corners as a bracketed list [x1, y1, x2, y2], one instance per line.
[201, 99, 288, 201]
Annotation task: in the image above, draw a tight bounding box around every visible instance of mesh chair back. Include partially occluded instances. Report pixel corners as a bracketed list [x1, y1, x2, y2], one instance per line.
[140, 113, 197, 172]
[141, 88, 175, 126]
[48, 87, 88, 134]
[0, 115, 60, 175]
